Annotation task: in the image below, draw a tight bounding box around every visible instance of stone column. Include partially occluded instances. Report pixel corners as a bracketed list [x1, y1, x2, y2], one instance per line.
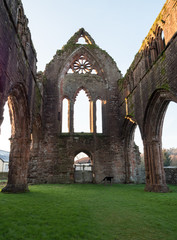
[93, 101, 96, 134]
[90, 101, 93, 133]
[69, 100, 74, 133]
[150, 39, 158, 62]
[144, 139, 169, 192]
[2, 137, 31, 193]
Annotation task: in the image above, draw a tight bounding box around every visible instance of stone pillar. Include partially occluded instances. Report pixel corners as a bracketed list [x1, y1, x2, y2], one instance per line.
[69, 100, 74, 133]
[102, 100, 106, 134]
[93, 101, 96, 134]
[150, 39, 158, 62]
[90, 101, 94, 133]
[144, 139, 169, 192]
[2, 137, 31, 193]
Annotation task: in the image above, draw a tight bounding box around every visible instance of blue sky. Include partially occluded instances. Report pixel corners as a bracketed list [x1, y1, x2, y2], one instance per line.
[1, 0, 177, 153]
[22, 0, 166, 74]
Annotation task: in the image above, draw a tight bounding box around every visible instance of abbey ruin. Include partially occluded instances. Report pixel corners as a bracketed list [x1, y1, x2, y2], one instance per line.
[0, 0, 177, 193]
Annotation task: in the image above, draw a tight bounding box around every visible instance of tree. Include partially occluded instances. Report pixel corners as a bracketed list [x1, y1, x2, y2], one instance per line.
[163, 149, 172, 166]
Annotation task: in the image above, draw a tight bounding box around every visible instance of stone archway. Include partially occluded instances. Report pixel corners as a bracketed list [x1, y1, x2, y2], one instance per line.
[122, 118, 143, 184]
[143, 89, 177, 192]
[74, 150, 93, 183]
[2, 84, 31, 193]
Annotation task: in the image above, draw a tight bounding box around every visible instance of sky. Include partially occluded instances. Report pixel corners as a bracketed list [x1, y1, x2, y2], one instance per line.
[1, 0, 177, 154]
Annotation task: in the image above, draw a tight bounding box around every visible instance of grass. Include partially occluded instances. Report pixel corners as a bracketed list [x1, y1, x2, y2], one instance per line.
[0, 184, 177, 240]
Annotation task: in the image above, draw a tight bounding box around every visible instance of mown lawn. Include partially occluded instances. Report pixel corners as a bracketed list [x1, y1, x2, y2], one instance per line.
[0, 184, 177, 240]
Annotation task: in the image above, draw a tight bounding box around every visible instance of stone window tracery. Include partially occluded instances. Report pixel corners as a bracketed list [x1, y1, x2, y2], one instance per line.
[68, 55, 98, 75]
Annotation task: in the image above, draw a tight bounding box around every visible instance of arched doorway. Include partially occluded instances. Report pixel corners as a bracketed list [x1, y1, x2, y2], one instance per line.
[74, 151, 93, 183]
[123, 118, 144, 184]
[2, 84, 31, 193]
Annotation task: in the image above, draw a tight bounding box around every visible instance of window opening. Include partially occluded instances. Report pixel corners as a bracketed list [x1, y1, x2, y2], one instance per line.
[74, 89, 90, 132]
[62, 98, 69, 133]
[74, 152, 92, 171]
[92, 69, 97, 74]
[134, 125, 143, 154]
[133, 125, 144, 183]
[77, 36, 87, 44]
[0, 102, 11, 152]
[96, 99, 102, 133]
[162, 102, 177, 166]
[73, 55, 92, 74]
[161, 30, 165, 41]
[0, 101, 11, 174]
[67, 68, 73, 74]
[68, 55, 98, 75]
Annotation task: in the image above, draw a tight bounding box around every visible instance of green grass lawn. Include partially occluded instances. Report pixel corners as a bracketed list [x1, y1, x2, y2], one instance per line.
[0, 184, 177, 240]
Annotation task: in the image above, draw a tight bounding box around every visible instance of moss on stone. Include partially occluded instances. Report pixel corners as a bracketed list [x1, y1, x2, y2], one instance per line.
[160, 51, 166, 63]
[161, 68, 166, 76]
[158, 83, 170, 91]
[118, 78, 124, 91]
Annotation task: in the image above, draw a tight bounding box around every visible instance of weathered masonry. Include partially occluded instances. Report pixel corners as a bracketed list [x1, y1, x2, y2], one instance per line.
[0, 0, 177, 193]
[28, 29, 128, 185]
[0, 0, 37, 192]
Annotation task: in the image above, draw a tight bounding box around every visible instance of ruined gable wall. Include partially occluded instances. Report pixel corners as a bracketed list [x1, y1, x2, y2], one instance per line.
[28, 39, 127, 184]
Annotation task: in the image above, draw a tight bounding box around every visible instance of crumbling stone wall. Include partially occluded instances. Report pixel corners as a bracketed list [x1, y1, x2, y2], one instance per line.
[0, 0, 37, 192]
[28, 28, 131, 184]
[28, 27, 141, 184]
[1, 0, 177, 193]
[121, 0, 177, 192]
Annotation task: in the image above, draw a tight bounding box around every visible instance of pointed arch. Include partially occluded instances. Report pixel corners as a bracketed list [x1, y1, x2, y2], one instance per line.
[2, 83, 31, 193]
[74, 86, 92, 102]
[73, 149, 93, 183]
[62, 97, 70, 133]
[61, 46, 105, 79]
[155, 25, 165, 54]
[66, 28, 95, 45]
[74, 88, 91, 133]
[121, 118, 138, 183]
[142, 89, 177, 192]
[74, 149, 92, 160]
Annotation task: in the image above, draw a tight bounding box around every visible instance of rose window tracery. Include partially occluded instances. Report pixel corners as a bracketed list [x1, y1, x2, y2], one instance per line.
[68, 55, 97, 74]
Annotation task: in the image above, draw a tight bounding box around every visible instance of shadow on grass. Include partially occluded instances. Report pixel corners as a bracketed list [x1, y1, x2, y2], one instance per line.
[0, 184, 177, 240]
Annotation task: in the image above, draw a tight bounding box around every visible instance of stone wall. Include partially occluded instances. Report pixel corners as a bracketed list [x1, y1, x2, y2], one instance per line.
[121, 0, 177, 192]
[28, 28, 141, 185]
[1, 0, 177, 192]
[0, 0, 37, 192]
[164, 167, 177, 184]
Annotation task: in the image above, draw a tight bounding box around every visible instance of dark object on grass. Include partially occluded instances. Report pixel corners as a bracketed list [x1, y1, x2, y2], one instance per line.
[102, 176, 113, 184]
